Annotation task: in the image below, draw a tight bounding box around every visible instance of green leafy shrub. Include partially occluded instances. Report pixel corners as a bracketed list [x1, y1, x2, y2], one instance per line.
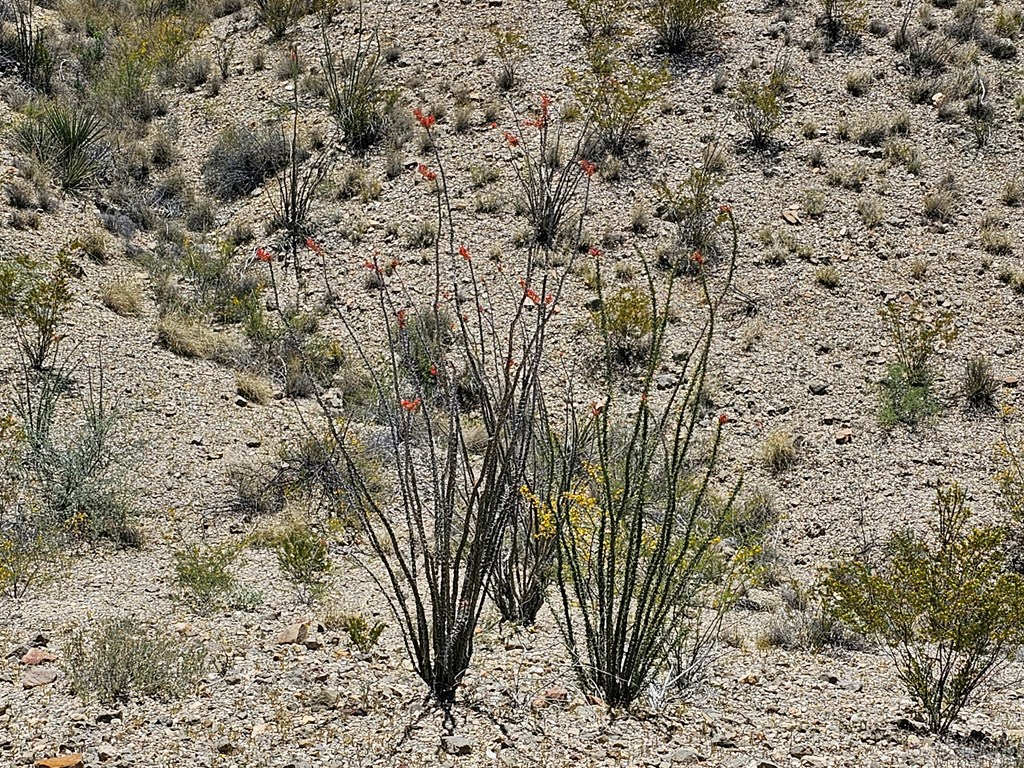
[333, 612, 385, 653]
[568, 41, 668, 156]
[65, 617, 206, 704]
[173, 541, 243, 613]
[15, 365, 141, 545]
[274, 522, 332, 604]
[492, 27, 528, 91]
[653, 153, 725, 268]
[0, 415, 64, 599]
[593, 285, 655, 368]
[13, 103, 105, 190]
[883, 299, 957, 382]
[648, 0, 727, 52]
[202, 124, 289, 200]
[878, 299, 956, 428]
[566, 0, 629, 38]
[0, 251, 74, 370]
[825, 484, 1024, 735]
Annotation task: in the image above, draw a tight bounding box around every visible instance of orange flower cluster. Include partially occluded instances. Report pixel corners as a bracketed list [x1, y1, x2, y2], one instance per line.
[524, 93, 552, 129]
[413, 108, 436, 129]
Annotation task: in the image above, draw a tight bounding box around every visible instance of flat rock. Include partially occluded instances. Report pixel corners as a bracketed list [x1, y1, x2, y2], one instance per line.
[276, 622, 309, 645]
[22, 667, 57, 688]
[35, 755, 84, 768]
[21, 648, 56, 666]
[441, 735, 473, 755]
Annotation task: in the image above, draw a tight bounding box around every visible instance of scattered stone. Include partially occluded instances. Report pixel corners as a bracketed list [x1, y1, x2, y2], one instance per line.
[95, 711, 121, 724]
[21, 648, 55, 666]
[835, 428, 854, 444]
[805, 522, 826, 539]
[441, 735, 473, 756]
[790, 744, 813, 757]
[1003, 374, 1019, 388]
[739, 671, 759, 685]
[531, 687, 569, 708]
[22, 667, 57, 688]
[808, 380, 829, 395]
[711, 734, 738, 748]
[671, 747, 702, 763]
[35, 755, 84, 768]
[214, 737, 238, 755]
[655, 374, 678, 390]
[276, 622, 309, 645]
[97, 743, 117, 762]
[781, 209, 802, 225]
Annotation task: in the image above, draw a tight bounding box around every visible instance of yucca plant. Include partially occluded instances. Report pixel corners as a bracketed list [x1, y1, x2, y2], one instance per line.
[13, 104, 105, 190]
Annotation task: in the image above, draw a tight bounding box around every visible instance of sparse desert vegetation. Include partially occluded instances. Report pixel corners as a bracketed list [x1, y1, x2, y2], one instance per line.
[0, 0, 1023, 766]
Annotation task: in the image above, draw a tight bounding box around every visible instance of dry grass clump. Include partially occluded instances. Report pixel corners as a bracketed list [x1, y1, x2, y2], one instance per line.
[236, 372, 274, 405]
[762, 429, 798, 473]
[156, 314, 239, 362]
[101, 280, 144, 317]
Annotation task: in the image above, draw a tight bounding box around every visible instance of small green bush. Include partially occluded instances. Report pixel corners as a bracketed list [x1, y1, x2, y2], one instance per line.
[825, 484, 1024, 735]
[569, 41, 668, 156]
[65, 617, 206, 704]
[492, 28, 528, 91]
[0, 414, 65, 598]
[566, 0, 629, 38]
[173, 541, 243, 613]
[255, 0, 304, 38]
[648, 0, 727, 52]
[334, 612, 385, 653]
[734, 79, 782, 150]
[274, 522, 332, 604]
[594, 285, 654, 367]
[881, 299, 956, 388]
[0, 251, 74, 370]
